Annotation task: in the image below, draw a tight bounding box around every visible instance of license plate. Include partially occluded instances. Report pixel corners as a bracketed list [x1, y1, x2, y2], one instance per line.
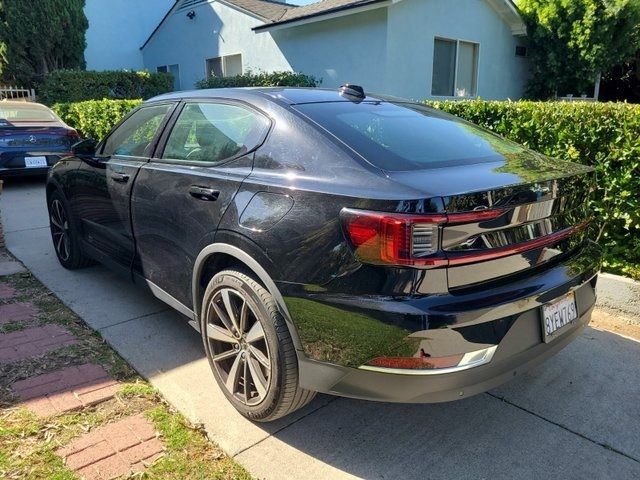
[24, 156, 47, 168]
[541, 292, 578, 342]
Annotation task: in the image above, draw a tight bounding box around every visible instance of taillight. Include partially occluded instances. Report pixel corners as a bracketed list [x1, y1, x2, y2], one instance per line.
[340, 209, 448, 267]
[66, 129, 80, 139]
[341, 207, 588, 269]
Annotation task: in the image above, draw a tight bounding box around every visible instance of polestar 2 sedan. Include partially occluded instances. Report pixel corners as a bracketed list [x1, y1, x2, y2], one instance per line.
[46, 86, 601, 421]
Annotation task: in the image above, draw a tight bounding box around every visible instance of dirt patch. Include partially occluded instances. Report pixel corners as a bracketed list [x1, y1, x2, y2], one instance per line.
[590, 309, 640, 342]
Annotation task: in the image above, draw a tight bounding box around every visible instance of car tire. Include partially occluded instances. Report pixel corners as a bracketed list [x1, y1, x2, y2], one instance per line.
[201, 269, 316, 422]
[47, 190, 93, 270]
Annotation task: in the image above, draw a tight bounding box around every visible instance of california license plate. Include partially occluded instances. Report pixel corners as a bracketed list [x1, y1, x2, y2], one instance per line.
[541, 292, 578, 342]
[24, 156, 47, 168]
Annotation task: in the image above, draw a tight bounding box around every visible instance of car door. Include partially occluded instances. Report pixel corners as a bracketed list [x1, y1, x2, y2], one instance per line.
[131, 100, 271, 309]
[72, 102, 175, 275]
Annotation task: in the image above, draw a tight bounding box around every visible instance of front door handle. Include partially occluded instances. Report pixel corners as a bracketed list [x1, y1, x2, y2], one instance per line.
[189, 185, 220, 201]
[111, 172, 130, 183]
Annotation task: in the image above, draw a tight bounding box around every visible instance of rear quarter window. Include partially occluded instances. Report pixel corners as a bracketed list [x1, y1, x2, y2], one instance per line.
[0, 104, 57, 122]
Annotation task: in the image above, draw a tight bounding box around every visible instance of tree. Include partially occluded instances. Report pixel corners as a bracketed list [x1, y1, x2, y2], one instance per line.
[600, 50, 640, 102]
[0, 0, 88, 86]
[519, 0, 640, 99]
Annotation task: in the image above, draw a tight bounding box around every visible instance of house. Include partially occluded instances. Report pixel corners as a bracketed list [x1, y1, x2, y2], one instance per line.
[84, 0, 174, 71]
[141, 0, 530, 100]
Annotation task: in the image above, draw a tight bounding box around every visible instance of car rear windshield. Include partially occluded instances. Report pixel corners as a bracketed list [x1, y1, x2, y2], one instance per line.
[293, 101, 526, 171]
[0, 104, 57, 122]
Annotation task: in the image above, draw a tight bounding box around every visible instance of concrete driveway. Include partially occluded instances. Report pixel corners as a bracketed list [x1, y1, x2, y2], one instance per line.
[2, 178, 639, 480]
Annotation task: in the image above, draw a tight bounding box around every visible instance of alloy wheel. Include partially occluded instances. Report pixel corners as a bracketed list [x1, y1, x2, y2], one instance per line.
[205, 288, 271, 406]
[50, 199, 71, 262]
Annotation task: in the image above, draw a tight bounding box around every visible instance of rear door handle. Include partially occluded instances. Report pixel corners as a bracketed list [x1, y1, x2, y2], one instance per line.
[111, 172, 130, 183]
[189, 185, 220, 201]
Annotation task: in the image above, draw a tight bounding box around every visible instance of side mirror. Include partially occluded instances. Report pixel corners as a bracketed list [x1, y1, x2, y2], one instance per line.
[72, 138, 98, 157]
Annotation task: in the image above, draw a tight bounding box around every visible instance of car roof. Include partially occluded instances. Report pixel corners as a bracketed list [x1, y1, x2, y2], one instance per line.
[0, 100, 52, 109]
[147, 87, 409, 106]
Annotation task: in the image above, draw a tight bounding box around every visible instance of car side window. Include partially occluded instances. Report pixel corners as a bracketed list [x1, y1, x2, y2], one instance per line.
[161, 102, 269, 164]
[101, 104, 172, 158]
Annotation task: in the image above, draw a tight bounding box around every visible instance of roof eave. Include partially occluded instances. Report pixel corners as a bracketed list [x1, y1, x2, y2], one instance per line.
[141, 0, 179, 51]
[253, 0, 394, 33]
[141, 0, 272, 51]
[486, 0, 527, 36]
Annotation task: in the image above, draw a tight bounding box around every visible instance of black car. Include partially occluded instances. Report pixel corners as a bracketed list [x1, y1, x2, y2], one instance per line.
[0, 101, 80, 178]
[46, 86, 602, 422]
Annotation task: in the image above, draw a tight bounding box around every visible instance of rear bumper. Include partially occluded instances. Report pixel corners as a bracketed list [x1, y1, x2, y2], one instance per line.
[283, 240, 602, 402]
[298, 303, 593, 403]
[0, 153, 64, 177]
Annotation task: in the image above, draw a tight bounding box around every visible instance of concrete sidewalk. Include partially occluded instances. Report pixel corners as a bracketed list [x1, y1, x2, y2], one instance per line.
[2, 178, 639, 480]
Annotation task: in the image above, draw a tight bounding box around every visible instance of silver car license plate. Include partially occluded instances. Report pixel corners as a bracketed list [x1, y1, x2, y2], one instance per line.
[24, 156, 47, 168]
[542, 292, 578, 342]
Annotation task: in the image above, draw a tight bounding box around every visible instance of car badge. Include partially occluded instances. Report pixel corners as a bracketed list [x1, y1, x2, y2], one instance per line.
[29, 135, 37, 143]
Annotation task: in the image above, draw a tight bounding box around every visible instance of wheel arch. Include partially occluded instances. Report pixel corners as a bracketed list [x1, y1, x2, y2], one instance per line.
[192, 243, 304, 351]
[46, 177, 63, 200]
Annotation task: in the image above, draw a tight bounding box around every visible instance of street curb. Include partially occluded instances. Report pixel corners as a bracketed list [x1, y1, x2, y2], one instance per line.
[596, 272, 640, 321]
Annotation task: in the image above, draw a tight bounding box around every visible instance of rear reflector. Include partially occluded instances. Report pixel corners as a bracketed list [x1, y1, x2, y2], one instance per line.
[361, 346, 498, 375]
[365, 354, 464, 370]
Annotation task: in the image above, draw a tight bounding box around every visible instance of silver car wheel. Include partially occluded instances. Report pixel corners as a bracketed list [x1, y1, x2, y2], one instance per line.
[205, 288, 271, 406]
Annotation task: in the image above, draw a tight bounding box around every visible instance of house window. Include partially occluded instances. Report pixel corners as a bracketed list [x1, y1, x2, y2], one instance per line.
[156, 64, 181, 90]
[206, 54, 242, 78]
[432, 38, 479, 97]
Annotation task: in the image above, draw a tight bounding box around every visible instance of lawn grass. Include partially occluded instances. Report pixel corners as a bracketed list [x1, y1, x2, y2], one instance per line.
[0, 270, 252, 479]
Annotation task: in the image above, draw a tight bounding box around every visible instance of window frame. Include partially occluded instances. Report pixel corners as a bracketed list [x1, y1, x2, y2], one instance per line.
[152, 98, 273, 168]
[204, 53, 243, 78]
[156, 64, 181, 90]
[431, 37, 480, 99]
[96, 102, 179, 160]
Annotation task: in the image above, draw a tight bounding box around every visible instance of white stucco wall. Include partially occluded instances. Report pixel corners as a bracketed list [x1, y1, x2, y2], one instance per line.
[142, 1, 292, 90]
[84, 0, 174, 71]
[385, 0, 529, 100]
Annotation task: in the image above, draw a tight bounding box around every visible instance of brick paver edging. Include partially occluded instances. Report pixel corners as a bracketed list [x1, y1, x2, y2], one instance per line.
[0, 324, 77, 363]
[0, 281, 17, 299]
[11, 363, 121, 417]
[57, 414, 164, 480]
[0, 301, 38, 325]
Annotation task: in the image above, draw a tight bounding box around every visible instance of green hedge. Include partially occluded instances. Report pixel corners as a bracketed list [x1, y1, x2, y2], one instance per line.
[52, 99, 143, 140]
[195, 71, 319, 89]
[39, 70, 173, 104]
[51, 98, 639, 279]
[426, 100, 639, 279]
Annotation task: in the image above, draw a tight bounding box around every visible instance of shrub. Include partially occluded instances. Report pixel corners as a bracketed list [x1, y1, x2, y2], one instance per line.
[425, 99, 640, 279]
[195, 70, 319, 89]
[39, 70, 174, 104]
[52, 99, 143, 140]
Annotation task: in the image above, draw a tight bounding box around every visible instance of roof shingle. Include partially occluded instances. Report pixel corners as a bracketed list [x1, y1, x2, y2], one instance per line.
[222, 0, 291, 21]
[224, 0, 382, 26]
[275, 0, 380, 23]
